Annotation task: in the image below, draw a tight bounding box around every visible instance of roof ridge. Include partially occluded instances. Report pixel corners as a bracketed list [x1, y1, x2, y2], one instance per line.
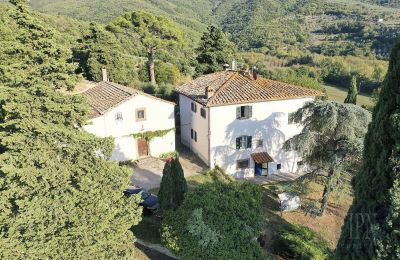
[206, 72, 238, 106]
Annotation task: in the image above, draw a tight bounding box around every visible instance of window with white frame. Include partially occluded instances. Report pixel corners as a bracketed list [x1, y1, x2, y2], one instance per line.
[136, 108, 146, 122]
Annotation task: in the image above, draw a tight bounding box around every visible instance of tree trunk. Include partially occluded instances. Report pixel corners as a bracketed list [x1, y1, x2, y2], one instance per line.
[320, 164, 336, 216]
[147, 48, 156, 85]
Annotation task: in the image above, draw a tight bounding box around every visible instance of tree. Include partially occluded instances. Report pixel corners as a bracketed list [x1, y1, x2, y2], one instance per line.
[344, 76, 358, 104]
[336, 42, 400, 259]
[158, 156, 187, 212]
[76, 23, 138, 86]
[0, 2, 141, 258]
[161, 180, 264, 259]
[114, 10, 185, 85]
[0, 0, 79, 90]
[284, 101, 371, 215]
[195, 25, 235, 75]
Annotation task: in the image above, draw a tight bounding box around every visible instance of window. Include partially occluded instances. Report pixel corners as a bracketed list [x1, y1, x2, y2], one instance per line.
[277, 164, 282, 170]
[256, 139, 263, 148]
[191, 129, 197, 142]
[236, 105, 252, 119]
[236, 136, 252, 150]
[191, 102, 197, 113]
[136, 108, 146, 122]
[288, 112, 296, 125]
[236, 159, 250, 169]
[200, 108, 206, 118]
[115, 112, 123, 121]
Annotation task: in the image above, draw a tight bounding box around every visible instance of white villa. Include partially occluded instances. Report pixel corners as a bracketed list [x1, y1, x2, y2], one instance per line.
[175, 70, 321, 178]
[81, 80, 175, 162]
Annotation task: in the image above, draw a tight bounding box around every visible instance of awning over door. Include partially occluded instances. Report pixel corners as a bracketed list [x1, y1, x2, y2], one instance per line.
[251, 152, 274, 164]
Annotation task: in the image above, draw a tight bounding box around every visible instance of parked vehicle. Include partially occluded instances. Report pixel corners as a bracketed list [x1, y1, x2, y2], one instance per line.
[124, 186, 158, 214]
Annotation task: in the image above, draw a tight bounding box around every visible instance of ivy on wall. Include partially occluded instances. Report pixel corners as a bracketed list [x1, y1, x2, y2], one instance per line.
[132, 128, 175, 141]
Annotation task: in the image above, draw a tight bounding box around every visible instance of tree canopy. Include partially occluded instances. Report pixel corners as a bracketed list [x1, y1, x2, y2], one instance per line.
[336, 41, 400, 259]
[285, 100, 371, 215]
[0, 2, 142, 258]
[113, 10, 187, 84]
[195, 25, 235, 75]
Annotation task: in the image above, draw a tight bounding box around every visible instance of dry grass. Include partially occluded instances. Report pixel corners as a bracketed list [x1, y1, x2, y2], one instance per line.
[324, 84, 373, 108]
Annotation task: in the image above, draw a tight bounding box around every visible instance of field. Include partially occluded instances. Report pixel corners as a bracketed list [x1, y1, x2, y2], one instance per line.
[324, 84, 374, 108]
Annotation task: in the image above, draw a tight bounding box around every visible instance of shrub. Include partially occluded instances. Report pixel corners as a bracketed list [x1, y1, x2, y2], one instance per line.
[161, 181, 265, 259]
[272, 224, 333, 260]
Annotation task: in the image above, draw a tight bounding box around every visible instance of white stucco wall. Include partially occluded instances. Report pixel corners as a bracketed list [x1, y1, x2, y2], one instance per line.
[208, 98, 314, 178]
[83, 94, 175, 161]
[179, 95, 209, 164]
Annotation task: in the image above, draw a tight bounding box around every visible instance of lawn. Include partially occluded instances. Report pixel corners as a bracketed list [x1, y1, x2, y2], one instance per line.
[324, 84, 373, 108]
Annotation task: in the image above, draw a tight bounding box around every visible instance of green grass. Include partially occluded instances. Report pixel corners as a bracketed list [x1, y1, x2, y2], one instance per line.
[324, 84, 374, 108]
[132, 215, 162, 245]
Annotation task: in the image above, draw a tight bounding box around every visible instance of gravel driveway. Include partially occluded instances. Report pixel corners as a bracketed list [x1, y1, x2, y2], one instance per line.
[131, 143, 207, 190]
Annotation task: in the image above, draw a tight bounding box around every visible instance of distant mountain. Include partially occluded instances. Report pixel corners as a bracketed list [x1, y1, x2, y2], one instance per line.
[1, 0, 399, 58]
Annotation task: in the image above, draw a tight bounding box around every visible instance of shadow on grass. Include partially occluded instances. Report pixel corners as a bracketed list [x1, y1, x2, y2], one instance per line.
[132, 215, 162, 245]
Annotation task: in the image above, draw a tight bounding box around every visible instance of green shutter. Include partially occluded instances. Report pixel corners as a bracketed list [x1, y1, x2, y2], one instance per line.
[247, 136, 252, 148]
[236, 107, 241, 119]
[248, 106, 252, 118]
[236, 137, 241, 149]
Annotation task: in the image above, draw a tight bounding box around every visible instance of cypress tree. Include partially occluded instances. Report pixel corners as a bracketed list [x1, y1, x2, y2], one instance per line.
[158, 156, 187, 213]
[336, 42, 400, 258]
[344, 76, 358, 104]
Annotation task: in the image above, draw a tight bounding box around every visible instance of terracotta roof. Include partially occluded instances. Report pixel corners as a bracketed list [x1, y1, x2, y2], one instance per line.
[81, 81, 174, 118]
[175, 71, 322, 107]
[251, 152, 274, 164]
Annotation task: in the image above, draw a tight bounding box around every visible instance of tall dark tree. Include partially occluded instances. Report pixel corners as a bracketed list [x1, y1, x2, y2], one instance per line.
[114, 10, 185, 85]
[336, 42, 400, 259]
[0, 1, 142, 258]
[0, 0, 79, 90]
[344, 76, 358, 104]
[158, 156, 187, 213]
[284, 101, 371, 215]
[76, 23, 138, 86]
[195, 25, 235, 75]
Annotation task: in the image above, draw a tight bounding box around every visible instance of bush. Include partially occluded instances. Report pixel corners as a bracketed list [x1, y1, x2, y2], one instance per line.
[161, 181, 265, 259]
[271, 224, 333, 260]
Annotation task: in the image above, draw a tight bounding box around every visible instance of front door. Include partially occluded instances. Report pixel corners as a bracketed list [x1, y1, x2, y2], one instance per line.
[255, 163, 263, 176]
[137, 138, 148, 157]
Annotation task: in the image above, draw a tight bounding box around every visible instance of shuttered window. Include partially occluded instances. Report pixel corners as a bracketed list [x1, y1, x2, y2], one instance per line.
[236, 105, 252, 119]
[200, 108, 206, 118]
[191, 102, 197, 113]
[236, 136, 252, 150]
[191, 129, 197, 142]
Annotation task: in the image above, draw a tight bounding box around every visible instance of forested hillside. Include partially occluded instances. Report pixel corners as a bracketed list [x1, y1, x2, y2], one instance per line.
[0, 0, 398, 96]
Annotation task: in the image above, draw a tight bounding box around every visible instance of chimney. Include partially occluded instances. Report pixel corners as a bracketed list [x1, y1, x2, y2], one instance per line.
[231, 59, 237, 71]
[206, 86, 214, 99]
[102, 68, 109, 82]
[252, 66, 258, 80]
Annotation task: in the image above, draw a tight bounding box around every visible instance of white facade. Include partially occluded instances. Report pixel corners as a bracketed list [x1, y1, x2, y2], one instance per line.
[84, 94, 175, 161]
[179, 94, 313, 178]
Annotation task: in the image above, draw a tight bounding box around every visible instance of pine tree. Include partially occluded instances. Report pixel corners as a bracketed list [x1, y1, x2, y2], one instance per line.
[344, 76, 358, 104]
[195, 25, 236, 75]
[113, 10, 186, 85]
[158, 156, 187, 213]
[336, 42, 400, 259]
[0, 2, 142, 258]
